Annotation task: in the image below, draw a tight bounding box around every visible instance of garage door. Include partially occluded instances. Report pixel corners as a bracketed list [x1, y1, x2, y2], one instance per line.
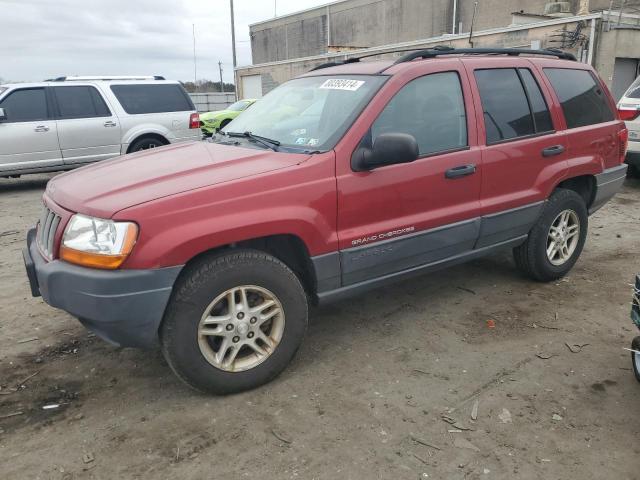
[242, 75, 263, 99]
[612, 57, 639, 101]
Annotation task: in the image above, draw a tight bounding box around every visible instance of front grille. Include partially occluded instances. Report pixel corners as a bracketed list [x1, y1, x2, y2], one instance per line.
[37, 206, 61, 260]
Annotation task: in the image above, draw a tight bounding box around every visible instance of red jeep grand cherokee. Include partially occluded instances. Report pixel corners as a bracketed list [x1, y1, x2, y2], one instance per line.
[24, 48, 628, 393]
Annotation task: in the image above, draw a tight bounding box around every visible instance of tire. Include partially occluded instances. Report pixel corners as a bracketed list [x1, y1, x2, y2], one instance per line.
[160, 249, 308, 394]
[218, 118, 232, 131]
[632, 337, 640, 383]
[513, 188, 588, 282]
[129, 137, 165, 152]
[627, 163, 640, 178]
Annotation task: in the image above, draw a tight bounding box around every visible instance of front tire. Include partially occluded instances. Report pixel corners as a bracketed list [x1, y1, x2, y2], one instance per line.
[632, 337, 640, 383]
[160, 249, 308, 394]
[513, 188, 588, 282]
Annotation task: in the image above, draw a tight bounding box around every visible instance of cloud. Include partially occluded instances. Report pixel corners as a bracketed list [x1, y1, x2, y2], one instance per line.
[1, 0, 328, 84]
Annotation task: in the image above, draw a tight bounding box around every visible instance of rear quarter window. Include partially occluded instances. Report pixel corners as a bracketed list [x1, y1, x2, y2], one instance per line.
[544, 68, 614, 129]
[110, 84, 195, 114]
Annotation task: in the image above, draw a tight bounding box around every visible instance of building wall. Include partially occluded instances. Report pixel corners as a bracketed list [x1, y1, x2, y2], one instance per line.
[250, 0, 453, 64]
[240, 16, 600, 98]
[249, 0, 625, 65]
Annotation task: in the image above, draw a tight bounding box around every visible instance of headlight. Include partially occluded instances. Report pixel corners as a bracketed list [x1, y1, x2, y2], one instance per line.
[60, 214, 138, 269]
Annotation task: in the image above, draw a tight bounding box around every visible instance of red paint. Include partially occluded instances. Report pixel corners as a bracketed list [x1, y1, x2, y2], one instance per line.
[43, 56, 624, 270]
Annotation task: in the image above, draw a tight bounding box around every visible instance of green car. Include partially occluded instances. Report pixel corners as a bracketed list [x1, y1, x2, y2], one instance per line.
[200, 99, 257, 135]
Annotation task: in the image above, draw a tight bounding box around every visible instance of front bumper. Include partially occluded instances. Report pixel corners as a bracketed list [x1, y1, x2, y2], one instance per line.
[589, 164, 628, 214]
[23, 229, 183, 347]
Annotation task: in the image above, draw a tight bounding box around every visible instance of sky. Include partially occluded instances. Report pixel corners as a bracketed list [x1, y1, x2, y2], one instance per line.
[0, 0, 329, 84]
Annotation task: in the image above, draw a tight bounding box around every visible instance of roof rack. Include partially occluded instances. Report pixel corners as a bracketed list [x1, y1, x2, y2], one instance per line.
[393, 46, 576, 63]
[47, 75, 166, 82]
[309, 46, 575, 72]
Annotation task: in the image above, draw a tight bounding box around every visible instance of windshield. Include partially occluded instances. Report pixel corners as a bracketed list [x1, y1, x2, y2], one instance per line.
[222, 75, 387, 151]
[625, 76, 640, 99]
[227, 100, 252, 112]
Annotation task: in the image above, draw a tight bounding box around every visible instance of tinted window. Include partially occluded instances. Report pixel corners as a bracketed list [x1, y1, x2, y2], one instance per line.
[545, 68, 614, 128]
[475, 69, 534, 143]
[54, 86, 111, 119]
[371, 72, 467, 156]
[518, 68, 554, 133]
[0, 88, 48, 122]
[110, 84, 195, 114]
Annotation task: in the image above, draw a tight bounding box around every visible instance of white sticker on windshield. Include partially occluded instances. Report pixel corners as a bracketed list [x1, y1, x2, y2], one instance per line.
[319, 79, 365, 91]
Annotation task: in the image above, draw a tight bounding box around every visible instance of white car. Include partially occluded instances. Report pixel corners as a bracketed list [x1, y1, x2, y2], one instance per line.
[618, 75, 640, 177]
[0, 76, 201, 177]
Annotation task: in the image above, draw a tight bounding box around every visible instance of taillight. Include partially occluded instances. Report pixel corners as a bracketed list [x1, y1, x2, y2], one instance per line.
[189, 112, 200, 129]
[617, 106, 640, 121]
[618, 127, 628, 163]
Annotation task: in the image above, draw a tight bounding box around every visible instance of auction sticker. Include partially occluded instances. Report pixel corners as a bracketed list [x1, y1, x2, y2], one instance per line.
[319, 79, 365, 91]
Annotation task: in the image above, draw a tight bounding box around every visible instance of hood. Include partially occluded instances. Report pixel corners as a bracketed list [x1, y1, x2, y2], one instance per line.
[201, 110, 232, 120]
[47, 141, 310, 218]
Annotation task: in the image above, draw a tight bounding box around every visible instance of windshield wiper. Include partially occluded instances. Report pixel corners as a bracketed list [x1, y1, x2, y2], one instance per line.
[224, 131, 280, 151]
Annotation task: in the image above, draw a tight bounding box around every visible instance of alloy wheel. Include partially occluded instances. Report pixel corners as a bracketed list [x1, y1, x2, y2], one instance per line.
[197, 285, 285, 372]
[546, 209, 580, 266]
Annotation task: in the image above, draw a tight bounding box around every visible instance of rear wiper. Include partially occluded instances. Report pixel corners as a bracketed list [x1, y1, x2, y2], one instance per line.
[224, 131, 280, 151]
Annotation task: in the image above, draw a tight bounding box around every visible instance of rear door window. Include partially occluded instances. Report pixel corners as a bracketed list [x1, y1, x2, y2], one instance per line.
[544, 68, 614, 128]
[475, 69, 535, 143]
[371, 71, 468, 156]
[110, 84, 195, 114]
[0, 88, 48, 122]
[518, 68, 554, 133]
[53, 86, 111, 119]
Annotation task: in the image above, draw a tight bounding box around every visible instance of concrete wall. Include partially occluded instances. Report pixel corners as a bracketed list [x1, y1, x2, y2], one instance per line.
[239, 16, 597, 97]
[250, 0, 453, 64]
[249, 0, 628, 64]
[593, 27, 640, 88]
[188, 92, 236, 113]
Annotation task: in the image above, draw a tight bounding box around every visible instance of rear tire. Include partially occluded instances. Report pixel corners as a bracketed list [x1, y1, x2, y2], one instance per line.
[513, 188, 588, 282]
[129, 136, 166, 152]
[160, 249, 308, 394]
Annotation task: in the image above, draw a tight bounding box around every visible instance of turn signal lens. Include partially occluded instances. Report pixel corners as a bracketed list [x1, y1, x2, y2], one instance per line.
[618, 128, 628, 164]
[618, 106, 640, 121]
[60, 214, 138, 269]
[189, 112, 200, 129]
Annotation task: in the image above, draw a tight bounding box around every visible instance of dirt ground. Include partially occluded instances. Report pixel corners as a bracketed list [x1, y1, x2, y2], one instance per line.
[0, 173, 639, 480]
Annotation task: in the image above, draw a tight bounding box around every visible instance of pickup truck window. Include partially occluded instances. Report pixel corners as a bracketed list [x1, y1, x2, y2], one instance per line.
[223, 75, 387, 151]
[371, 71, 467, 156]
[544, 68, 614, 128]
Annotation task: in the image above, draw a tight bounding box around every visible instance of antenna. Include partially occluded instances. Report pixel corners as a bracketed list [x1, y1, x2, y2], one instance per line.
[469, 1, 479, 47]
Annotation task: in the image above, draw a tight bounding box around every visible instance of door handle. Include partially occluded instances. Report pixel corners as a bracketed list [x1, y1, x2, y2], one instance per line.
[541, 145, 565, 157]
[34, 125, 50, 132]
[104, 121, 117, 127]
[445, 164, 476, 179]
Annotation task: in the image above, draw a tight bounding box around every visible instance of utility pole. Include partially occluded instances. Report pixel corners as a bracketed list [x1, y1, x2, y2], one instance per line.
[192, 24, 197, 91]
[230, 0, 238, 100]
[218, 61, 224, 93]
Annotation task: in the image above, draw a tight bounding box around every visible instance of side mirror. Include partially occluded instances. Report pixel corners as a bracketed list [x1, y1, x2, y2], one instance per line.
[0, 108, 6, 122]
[352, 132, 419, 172]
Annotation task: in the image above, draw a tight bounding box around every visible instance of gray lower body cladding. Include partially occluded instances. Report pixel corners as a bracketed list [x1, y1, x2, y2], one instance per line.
[589, 164, 628, 214]
[24, 229, 183, 348]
